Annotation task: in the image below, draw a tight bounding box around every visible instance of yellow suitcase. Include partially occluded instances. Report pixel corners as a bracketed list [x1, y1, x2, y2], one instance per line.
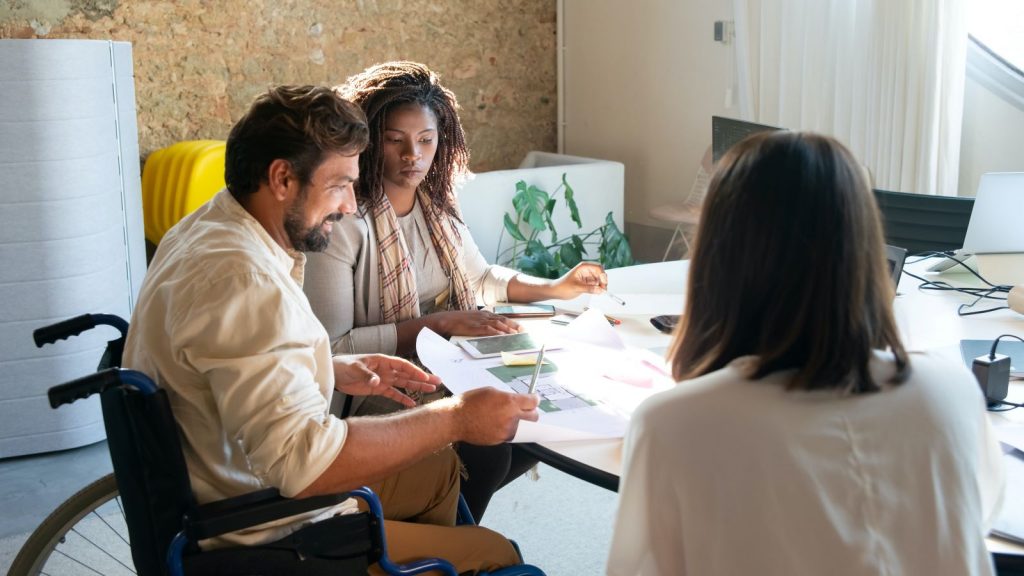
[141, 140, 226, 244]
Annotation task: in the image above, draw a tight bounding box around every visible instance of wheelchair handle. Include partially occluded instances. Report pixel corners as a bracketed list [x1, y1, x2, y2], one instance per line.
[33, 313, 129, 347]
[48, 368, 158, 409]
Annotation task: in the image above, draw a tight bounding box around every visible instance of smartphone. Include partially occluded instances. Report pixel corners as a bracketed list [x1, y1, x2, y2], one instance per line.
[650, 314, 679, 334]
[493, 303, 556, 318]
[458, 332, 549, 358]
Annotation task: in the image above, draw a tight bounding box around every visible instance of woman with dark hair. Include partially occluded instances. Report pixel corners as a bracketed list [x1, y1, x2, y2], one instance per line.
[607, 132, 1003, 576]
[304, 61, 605, 520]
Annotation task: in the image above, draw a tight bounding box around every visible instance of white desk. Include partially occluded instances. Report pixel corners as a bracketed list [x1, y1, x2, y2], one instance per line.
[526, 257, 1024, 556]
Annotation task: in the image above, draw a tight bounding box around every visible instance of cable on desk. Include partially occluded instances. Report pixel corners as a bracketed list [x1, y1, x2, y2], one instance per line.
[988, 399, 1023, 412]
[987, 334, 1024, 358]
[901, 252, 1012, 316]
[905, 250, 956, 264]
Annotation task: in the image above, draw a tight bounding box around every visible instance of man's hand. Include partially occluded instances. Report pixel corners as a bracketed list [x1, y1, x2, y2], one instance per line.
[453, 388, 540, 444]
[430, 310, 522, 337]
[333, 354, 441, 408]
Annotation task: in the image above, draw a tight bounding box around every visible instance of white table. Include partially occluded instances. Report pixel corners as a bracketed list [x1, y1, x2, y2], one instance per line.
[524, 257, 1024, 557]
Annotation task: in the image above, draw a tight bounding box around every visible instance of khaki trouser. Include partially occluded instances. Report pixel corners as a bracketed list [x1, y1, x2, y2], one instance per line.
[363, 447, 521, 575]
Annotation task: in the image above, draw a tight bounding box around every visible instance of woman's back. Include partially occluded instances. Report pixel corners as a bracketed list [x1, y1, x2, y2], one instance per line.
[608, 350, 1002, 576]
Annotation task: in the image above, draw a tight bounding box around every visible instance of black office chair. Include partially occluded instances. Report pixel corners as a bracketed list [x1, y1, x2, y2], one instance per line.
[996, 553, 1024, 576]
[31, 314, 544, 576]
[872, 189, 974, 255]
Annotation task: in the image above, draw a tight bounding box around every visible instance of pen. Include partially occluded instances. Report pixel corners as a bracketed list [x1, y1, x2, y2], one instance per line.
[527, 344, 547, 394]
[607, 292, 626, 306]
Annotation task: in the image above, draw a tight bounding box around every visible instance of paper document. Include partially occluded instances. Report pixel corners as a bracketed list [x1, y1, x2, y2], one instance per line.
[556, 293, 686, 316]
[991, 444, 1024, 545]
[416, 312, 673, 442]
[992, 420, 1024, 454]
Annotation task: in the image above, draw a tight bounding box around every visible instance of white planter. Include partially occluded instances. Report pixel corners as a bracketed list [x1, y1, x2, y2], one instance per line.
[0, 40, 146, 457]
[458, 151, 625, 266]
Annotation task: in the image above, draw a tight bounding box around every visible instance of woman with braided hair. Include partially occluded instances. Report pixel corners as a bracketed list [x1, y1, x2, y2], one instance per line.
[304, 61, 607, 520]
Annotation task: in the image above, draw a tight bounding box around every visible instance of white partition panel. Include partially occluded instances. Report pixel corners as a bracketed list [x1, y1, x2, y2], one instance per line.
[458, 151, 624, 266]
[0, 40, 146, 457]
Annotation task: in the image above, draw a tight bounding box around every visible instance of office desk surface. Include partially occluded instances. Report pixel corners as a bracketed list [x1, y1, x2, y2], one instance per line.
[532, 257, 1024, 555]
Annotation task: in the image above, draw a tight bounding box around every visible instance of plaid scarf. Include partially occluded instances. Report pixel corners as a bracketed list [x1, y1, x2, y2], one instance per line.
[373, 189, 477, 323]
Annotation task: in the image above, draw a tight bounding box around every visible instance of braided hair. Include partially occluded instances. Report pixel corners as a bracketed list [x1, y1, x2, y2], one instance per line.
[336, 62, 469, 221]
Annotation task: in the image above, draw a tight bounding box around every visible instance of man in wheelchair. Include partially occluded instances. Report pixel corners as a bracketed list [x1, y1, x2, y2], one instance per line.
[123, 85, 540, 574]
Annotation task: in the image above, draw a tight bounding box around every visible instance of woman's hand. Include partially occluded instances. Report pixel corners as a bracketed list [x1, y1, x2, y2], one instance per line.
[548, 262, 608, 300]
[506, 262, 609, 303]
[430, 310, 522, 338]
[332, 354, 442, 408]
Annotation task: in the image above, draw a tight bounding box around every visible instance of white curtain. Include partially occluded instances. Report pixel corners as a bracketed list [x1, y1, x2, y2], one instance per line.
[732, 0, 968, 196]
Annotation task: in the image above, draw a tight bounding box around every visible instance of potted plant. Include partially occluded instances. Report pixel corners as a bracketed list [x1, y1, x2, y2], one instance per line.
[495, 173, 634, 278]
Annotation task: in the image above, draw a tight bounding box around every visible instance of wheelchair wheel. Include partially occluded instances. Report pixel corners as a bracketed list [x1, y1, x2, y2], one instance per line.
[8, 473, 135, 575]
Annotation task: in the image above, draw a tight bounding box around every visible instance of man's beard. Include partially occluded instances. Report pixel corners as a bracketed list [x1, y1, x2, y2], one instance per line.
[284, 190, 343, 252]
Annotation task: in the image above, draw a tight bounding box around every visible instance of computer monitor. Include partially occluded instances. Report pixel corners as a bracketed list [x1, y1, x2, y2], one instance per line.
[712, 116, 784, 164]
[960, 172, 1024, 285]
[886, 245, 907, 290]
[962, 172, 1024, 255]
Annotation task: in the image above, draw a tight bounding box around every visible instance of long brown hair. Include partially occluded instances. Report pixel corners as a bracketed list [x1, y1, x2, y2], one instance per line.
[335, 62, 468, 221]
[669, 131, 909, 393]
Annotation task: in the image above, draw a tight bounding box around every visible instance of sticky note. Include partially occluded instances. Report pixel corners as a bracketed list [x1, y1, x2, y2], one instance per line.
[501, 351, 547, 366]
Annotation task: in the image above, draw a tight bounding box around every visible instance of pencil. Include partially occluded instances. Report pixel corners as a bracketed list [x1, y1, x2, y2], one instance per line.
[528, 344, 547, 394]
[607, 292, 626, 306]
[584, 307, 621, 325]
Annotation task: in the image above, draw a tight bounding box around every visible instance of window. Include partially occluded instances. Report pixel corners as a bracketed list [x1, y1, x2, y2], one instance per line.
[969, 0, 1024, 76]
[967, 0, 1024, 109]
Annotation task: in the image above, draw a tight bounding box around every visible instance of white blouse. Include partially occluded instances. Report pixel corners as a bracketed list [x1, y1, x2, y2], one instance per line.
[608, 351, 1004, 576]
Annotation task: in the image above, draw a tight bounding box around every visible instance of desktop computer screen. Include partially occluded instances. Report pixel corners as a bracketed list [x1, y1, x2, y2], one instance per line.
[962, 172, 1024, 255]
[712, 116, 784, 164]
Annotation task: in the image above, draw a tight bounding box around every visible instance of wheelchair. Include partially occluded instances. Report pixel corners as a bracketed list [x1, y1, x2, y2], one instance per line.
[10, 314, 545, 576]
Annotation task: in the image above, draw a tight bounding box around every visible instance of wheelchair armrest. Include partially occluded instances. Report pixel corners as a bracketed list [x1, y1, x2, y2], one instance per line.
[186, 488, 355, 540]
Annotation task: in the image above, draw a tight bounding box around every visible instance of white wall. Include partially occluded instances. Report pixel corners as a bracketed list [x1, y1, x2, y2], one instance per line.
[958, 74, 1024, 196]
[561, 0, 735, 229]
[563, 3, 1024, 215]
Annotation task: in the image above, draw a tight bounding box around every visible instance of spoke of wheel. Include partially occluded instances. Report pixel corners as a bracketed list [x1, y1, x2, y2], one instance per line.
[51, 547, 106, 576]
[64, 525, 136, 574]
[91, 507, 131, 547]
[115, 497, 125, 521]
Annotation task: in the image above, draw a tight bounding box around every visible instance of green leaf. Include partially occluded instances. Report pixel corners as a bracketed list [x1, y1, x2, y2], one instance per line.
[598, 213, 634, 269]
[517, 254, 546, 277]
[570, 234, 587, 257]
[524, 239, 560, 279]
[503, 213, 526, 242]
[563, 173, 582, 228]
[511, 180, 528, 214]
[545, 197, 557, 216]
[543, 198, 559, 242]
[521, 185, 550, 232]
[559, 242, 583, 269]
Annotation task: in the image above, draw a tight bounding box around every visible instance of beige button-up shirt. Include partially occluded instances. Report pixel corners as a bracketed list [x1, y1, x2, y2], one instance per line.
[124, 189, 355, 548]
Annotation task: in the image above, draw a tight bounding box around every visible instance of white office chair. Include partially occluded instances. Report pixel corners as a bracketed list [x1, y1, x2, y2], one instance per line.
[649, 146, 713, 261]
